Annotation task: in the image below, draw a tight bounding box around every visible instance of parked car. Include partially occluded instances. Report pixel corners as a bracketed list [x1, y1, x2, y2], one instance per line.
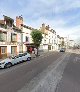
[60, 48, 66, 52]
[0, 52, 31, 68]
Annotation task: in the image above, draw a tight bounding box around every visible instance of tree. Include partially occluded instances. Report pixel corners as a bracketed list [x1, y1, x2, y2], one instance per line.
[31, 29, 43, 56]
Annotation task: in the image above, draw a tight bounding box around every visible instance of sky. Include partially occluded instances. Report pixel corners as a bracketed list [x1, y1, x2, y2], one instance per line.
[0, 0, 80, 43]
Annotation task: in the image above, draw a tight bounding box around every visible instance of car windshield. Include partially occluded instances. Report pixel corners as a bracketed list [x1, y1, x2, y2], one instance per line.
[23, 52, 27, 55]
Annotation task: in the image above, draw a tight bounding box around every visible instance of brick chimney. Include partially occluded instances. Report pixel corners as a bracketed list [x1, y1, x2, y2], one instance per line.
[16, 15, 23, 29]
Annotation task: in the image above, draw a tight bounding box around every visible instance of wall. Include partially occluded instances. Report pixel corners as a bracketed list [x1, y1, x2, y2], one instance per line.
[7, 45, 11, 56]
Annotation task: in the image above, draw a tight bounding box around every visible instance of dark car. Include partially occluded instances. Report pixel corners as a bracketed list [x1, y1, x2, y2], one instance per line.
[60, 48, 65, 52]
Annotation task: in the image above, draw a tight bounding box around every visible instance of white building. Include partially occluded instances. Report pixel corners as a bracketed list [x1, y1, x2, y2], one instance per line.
[40, 24, 60, 51]
[21, 24, 34, 52]
[69, 40, 75, 48]
[57, 35, 61, 50]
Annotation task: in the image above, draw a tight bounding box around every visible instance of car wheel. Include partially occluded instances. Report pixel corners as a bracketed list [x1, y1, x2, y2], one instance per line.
[27, 57, 31, 61]
[5, 63, 12, 68]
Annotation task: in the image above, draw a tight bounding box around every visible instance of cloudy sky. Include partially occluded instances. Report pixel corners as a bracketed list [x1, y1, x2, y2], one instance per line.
[0, 0, 80, 42]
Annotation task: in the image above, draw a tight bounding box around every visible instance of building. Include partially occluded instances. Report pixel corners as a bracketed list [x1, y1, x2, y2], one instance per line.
[0, 15, 69, 59]
[0, 15, 22, 59]
[21, 24, 35, 52]
[39, 23, 48, 51]
[69, 40, 75, 48]
[57, 35, 61, 50]
[40, 23, 59, 51]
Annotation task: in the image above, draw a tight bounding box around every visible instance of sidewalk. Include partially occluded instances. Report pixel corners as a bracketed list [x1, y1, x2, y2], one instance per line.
[30, 51, 53, 59]
[30, 51, 47, 58]
[68, 49, 80, 54]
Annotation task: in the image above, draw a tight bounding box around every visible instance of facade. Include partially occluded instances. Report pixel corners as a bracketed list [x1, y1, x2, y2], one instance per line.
[0, 15, 22, 59]
[40, 23, 48, 51]
[0, 15, 69, 59]
[60, 37, 69, 49]
[40, 23, 60, 51]
[48, 28, 54, 51]
[57, 35, 61, 50]
[21, 24, 35, 52]
[64, 37, 69, 49]
[69, 40, 75, 48]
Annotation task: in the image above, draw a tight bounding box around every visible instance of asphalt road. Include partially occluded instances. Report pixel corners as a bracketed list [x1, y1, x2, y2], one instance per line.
[55, 52, 80, 92]
[0, 51, 64, 92]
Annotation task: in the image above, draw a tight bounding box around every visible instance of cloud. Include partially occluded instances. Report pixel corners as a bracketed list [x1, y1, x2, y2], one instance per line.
[0, 0, 80, 42]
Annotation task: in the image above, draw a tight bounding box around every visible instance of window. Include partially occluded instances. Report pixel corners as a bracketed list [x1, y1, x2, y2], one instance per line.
[23, 53, 27, 56]
[19, 54, 23, 57]
[11, 33, 17, 42]
[48, 45, 51, 50]
[25, 36, 28, 42]
[49, 39, 50, 43]
[0, 32, 7, 41]
[1, 47, 6, 54]
[54, 40, 56, 44]
[11, 46, 17, 54]
[44, 40, 46, 43]
[16, 55, 19, 58]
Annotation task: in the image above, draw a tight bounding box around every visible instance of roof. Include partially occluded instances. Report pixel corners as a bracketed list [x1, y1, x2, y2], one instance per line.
[3, 15, 14, 22]
[21, 24, 35, 30]
[13, 24, 22, 32]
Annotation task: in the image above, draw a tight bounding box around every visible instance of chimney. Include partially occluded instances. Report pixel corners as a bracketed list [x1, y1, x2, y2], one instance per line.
[46, 25, 50, 30]
[16, 15, 23, 29]
[40, 23, 45, 33]
[42, 23, 45, 28]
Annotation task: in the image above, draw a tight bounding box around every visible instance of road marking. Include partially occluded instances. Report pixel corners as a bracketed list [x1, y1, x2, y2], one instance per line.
[18, 53, 71, 92]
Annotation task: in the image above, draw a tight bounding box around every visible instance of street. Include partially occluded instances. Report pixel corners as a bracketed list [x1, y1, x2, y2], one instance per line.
[0, 51, 80, 92]
[0, 0, 79, 92]
[0, 51, 64, 92]
[56, 51, 80, 92]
